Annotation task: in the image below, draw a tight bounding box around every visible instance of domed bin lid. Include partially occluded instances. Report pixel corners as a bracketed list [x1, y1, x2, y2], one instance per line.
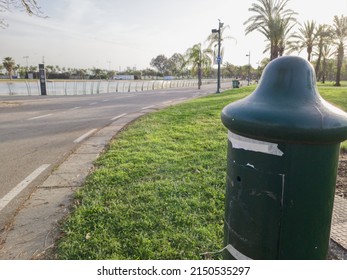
[221, 56, 347, 144]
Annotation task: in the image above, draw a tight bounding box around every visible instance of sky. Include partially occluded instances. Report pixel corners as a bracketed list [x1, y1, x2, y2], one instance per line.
[0, 0, 346, 71]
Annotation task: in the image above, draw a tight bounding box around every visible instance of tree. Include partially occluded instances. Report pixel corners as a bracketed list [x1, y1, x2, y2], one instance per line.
[244, 0, 297, 60]
[167, 53, 186, 77]
[29, 65, 37, 72]
[206, 23, 236, 64]
[150, 54, 169, 75]
[321, 44, 334, 83]
[332, 15, 347, 86]
[291, 20, 317, 61]
[314, 24, 333, 80]
[3, 56, 15, 79]
[75, 69, 87, 80]
[185, 43, 212, 89]
[1, 0, 44, 28]
[91, 68, 104, 79]
[223, 62, 237, 78]
[106, 70, 116, 80]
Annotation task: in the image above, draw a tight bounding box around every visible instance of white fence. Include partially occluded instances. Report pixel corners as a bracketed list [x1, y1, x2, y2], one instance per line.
[0, 79, 216, 96]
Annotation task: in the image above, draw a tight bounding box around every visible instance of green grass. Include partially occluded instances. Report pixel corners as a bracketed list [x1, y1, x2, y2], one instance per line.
[317, 81, 347, 87]
[319, 86, 347, 151]
[56, 84, 347, 260]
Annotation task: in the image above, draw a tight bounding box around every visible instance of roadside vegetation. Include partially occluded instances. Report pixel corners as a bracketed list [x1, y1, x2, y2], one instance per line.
[56, 84, 347, 260]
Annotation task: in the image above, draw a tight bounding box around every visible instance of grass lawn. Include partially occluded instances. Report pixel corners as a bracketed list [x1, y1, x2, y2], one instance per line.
[56, 84, 347, 260]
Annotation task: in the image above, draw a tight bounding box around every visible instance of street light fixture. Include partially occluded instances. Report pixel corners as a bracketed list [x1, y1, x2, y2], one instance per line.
[212, 20, 223, 93]
[246, 51, 251, 86]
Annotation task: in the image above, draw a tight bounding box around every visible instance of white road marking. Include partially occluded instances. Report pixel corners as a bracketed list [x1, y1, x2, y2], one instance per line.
[89, 102, 98, 106]
[70, 106, 81, 110]
[0, 164, 50, 212]
[27, 114, 53, 120]
[141, 105, 155, 110]
[73, 129, 98, 143]
[111, 113, 127, 121]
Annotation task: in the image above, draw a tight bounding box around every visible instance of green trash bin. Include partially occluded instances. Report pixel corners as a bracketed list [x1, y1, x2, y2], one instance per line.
[221, 56, 347, 259]
[232, 80, 240, 88]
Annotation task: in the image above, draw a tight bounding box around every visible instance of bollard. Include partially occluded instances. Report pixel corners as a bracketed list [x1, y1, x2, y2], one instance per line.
[221, 56, 347, 260]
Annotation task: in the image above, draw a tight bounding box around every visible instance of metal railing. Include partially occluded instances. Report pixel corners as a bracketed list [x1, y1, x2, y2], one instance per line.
[0, 79, 217, 96]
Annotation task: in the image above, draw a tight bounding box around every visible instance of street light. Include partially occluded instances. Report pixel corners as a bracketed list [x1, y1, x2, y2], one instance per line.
[212, 19, 223, 93]
[23, 56, 29, 78]
[246, 51, 251, 86]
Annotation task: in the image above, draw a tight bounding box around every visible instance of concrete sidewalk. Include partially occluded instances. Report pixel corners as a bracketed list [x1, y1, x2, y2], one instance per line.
[330, 195, 347, 259]
[0, 94, 346, 259]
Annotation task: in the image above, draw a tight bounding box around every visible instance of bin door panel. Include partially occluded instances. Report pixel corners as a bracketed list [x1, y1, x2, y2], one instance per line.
[224, 163, 284, 259]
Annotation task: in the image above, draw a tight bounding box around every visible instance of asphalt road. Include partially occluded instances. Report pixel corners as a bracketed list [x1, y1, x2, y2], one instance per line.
[0, 83, 225, 230]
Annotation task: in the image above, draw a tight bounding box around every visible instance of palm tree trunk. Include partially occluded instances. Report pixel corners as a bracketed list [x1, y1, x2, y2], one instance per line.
[315, 50, 322, 81]
[198, 63, 202, 90]
[334, 44, 344, 86]
[271, 43, 279, 60]
[307, 46, 312, 62]
[322, 57, 326, 84]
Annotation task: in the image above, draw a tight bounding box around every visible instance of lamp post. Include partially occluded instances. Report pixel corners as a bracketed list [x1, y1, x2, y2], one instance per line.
[212, 20, 223, 93]
[246, 51, 250, 86]
[23, 56, 29, 79]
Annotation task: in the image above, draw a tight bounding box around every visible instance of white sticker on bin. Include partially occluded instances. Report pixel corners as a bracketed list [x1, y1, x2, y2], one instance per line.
[228, 131, 284, 156]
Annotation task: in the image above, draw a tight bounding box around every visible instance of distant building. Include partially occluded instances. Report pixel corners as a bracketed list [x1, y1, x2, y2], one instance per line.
[114, 75, 135, 80]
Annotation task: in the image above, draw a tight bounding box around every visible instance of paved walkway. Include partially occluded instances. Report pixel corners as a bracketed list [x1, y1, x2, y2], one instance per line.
[330, 195, 347, 259]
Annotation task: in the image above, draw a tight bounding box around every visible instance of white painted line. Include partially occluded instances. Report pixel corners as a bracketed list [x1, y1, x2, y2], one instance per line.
[89, 102, 98, 106]
[27, 114, 53, 120]
[102, 99, 109, 102]
[141, 105, 155, 110]
[70, 106, 81, 110]
[73, 129, 98, 143]
[111, 113, 127, 121]
[0, 164, 50, 212]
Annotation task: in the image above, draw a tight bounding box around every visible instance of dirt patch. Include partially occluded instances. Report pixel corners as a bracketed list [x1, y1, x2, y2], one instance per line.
[336, 153, 347, 199]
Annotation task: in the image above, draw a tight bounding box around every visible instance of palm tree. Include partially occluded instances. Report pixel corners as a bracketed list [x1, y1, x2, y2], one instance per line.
[314, 24, 333, 80]
[321, 44, 334, 83]
[291, 20, 317, 61]
[2, 57, 16, 79]
[206, 24, 236, 64]
[185, 43, 212, 89]
[332, 15, 347, 86]
[265, 14, 296, 57]
[244, 0, 297, 60]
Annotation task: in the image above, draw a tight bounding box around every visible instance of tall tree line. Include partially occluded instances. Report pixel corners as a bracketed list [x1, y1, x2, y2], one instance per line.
[244, 0, 347, 86]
